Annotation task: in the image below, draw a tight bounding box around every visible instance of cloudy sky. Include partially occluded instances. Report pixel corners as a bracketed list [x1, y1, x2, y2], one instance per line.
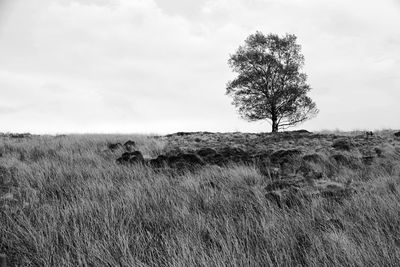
[0, 0, 399, 134]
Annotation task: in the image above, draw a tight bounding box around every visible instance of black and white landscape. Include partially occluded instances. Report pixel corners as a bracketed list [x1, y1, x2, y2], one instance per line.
[1, 0, 400, 266]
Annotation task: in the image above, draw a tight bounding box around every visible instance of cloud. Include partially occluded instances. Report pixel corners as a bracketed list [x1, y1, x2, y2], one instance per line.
[153, 0, 208, 18]
[0, 106, 20, 115]
[58, 0, 121, 7]
[0, 0, 399, 133]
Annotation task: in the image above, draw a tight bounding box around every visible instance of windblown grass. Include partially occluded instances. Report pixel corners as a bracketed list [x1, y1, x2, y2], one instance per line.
[1, 134, 400, 266]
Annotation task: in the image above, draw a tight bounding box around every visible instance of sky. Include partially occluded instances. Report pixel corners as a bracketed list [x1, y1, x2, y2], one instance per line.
[0, 0, 399, 134]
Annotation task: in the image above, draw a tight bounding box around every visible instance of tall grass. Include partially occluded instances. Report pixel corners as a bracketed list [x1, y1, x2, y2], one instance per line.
[1, 134, 400, 266]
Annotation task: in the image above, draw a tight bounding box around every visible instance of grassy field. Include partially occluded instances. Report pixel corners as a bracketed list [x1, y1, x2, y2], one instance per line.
[1, 131, 400, 266]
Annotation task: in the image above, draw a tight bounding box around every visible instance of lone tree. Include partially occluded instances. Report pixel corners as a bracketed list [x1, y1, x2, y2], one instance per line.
[226, 32, 318, 132]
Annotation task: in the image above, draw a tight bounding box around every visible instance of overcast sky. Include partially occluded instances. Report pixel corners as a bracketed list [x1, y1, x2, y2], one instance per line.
[0, 0, 399, 134]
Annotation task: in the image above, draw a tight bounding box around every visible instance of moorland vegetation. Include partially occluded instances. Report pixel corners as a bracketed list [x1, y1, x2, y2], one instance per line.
[1, 130, 400, 266]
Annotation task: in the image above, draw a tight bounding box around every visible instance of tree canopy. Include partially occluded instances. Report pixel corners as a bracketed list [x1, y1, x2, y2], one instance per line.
[226, 32, 318, 132]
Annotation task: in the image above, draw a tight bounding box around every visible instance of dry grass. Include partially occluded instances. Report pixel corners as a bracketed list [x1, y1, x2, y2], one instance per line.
[1, 133, 400, 266]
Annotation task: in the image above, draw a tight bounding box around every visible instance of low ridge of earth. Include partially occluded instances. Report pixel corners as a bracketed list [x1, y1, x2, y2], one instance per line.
[113, 130, 400, 208]
[117, 130, 400, 170]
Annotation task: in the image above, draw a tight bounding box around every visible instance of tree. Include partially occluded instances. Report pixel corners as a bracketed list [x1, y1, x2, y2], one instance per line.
[226, 32, 318, 132]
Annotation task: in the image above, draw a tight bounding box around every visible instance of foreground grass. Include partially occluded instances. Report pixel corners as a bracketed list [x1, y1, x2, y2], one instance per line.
[1, 134, 400, 266]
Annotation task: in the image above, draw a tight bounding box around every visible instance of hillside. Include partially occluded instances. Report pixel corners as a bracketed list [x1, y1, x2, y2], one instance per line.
[1, 130, 400, 266]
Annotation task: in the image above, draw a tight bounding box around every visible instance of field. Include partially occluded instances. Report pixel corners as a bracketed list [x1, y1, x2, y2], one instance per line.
[1, 130, 400, 266]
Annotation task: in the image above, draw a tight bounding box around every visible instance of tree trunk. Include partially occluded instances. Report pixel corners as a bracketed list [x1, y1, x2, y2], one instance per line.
[271, 113, 278, 133]
[272, 121, 278, 132]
